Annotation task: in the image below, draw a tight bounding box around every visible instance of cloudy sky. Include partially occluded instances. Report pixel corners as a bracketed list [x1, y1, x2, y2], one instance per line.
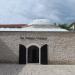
[0, 0, 75, 24]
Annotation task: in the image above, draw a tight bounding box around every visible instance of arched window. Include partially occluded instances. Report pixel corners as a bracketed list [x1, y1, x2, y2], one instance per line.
[19, 44, 26, 64]
[41, 44, 48, 64]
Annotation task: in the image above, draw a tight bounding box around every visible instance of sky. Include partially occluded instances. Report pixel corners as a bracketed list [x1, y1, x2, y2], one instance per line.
[0, 0, 75, 24]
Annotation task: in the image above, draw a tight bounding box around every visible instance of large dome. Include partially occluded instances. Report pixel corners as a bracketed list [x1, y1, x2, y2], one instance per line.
[29, 19, 57, 28]
[29, 19, 51, 25]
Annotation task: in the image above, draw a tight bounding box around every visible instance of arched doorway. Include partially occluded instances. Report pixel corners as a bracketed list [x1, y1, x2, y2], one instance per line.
[28, 46, 39, 63]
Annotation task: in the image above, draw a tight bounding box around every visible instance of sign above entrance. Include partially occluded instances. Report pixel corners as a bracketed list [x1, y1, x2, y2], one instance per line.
[20, 36, 47, 40]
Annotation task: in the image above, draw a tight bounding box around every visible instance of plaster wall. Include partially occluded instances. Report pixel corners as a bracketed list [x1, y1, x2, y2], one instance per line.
[0, 32, 75, 64]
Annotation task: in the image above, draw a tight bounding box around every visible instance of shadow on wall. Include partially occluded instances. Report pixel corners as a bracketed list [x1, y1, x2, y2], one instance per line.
[0, 38, 18, 63]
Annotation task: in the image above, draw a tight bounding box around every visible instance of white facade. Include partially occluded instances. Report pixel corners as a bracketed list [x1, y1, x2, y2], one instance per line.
[0, 31, 75, 64]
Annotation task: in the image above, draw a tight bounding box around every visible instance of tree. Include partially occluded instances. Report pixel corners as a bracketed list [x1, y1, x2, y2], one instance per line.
[58, 24, 71, 30]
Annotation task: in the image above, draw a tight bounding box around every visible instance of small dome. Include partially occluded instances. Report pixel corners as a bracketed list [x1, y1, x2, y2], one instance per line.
[29, 19, 51, 25]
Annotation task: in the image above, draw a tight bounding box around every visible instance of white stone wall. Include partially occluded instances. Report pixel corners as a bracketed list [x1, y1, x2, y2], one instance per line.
[0, 31, 75, 64]
[48, 32, 75, 64]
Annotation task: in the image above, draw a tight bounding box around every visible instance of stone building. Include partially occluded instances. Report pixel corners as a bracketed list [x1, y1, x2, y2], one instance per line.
[0, 19, 75, 65]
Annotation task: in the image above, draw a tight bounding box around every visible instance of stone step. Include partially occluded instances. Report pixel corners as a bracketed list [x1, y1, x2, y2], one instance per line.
[0, 64, 75, 75]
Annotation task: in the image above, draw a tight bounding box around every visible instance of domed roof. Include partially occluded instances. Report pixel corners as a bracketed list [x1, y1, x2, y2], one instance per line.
[29, 19, 51, 25]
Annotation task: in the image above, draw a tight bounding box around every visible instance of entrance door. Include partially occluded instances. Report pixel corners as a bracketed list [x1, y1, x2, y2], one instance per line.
[28, 46, 39, 63]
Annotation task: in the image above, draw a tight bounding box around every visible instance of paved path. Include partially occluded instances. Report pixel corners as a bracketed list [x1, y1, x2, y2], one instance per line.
[0, 64, 75, 75]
